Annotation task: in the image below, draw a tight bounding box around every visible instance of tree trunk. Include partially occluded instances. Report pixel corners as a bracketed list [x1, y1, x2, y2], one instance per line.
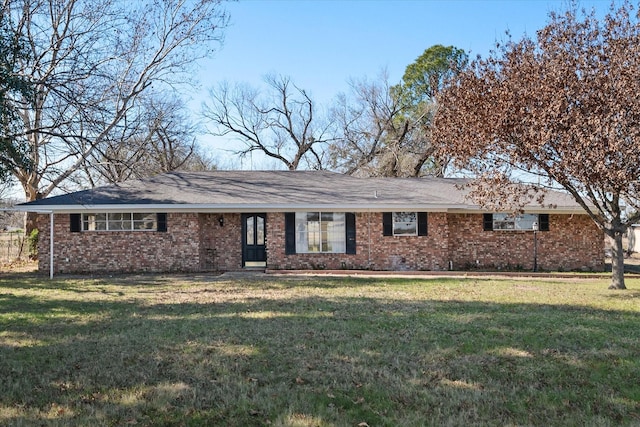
[24, 212, 39, 236]
[609, 231, 626, 290]
[21, 179, 42, 236]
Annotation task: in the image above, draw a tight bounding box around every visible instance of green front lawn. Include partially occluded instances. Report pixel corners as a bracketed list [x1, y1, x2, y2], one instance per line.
[1, 273, 638, 426]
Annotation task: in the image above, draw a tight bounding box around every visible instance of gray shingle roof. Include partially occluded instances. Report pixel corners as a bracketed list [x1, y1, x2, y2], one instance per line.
[18, 170, 584, 213]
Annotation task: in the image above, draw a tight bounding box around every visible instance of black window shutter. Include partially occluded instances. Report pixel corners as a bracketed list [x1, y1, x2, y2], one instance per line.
[382, 212, 392, 236]
[157, 213, 167, 232]
[539, 214, 550, 232]
[345, 212, 356, 254]
[417, 212, 428, 236]
[285, 212, 296, 254]
[483, 213, 493, 231]
[70, 214, 81, 232]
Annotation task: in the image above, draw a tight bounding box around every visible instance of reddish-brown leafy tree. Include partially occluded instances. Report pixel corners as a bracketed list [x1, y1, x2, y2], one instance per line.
[433, 3, 640, 289]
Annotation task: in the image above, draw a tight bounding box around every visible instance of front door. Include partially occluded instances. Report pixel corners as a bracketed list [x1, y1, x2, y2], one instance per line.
[242, 213, 266, 267]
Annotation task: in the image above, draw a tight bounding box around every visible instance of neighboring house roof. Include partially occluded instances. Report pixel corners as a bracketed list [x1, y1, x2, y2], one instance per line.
[16, 170, 585, 214]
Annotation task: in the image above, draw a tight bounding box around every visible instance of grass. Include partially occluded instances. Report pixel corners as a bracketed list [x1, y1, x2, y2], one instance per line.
[0, 273, 639, 426]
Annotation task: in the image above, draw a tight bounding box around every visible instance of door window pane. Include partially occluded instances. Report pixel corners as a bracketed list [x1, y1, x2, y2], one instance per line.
[256, 216, 265, 245]
[246, 216, 255, 245]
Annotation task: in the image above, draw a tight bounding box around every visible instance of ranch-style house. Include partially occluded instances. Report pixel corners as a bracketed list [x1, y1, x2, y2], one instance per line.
[17, 170, 604, 276]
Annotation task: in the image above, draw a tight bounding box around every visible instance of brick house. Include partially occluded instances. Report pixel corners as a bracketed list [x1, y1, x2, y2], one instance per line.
[17, 170, 604, 276]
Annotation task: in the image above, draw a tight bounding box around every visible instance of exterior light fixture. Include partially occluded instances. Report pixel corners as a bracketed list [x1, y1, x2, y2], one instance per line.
[218, 215, 224, 227]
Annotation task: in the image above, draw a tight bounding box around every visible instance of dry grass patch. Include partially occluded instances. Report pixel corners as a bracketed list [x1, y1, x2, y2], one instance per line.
[0, 273, 639, 426]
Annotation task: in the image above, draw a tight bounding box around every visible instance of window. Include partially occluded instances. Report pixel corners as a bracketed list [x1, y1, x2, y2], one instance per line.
[295, 212, 346, 253]
[107, 213, 131, 230]
[83, 213, 107, 231]
[383, 212, 428, 237]
[392, 212, 417, 236]
[81, 213, 158, 231]
[285, 212, 356, 255]
[133, 213, 158, 230]
[486, 213, 548, 231]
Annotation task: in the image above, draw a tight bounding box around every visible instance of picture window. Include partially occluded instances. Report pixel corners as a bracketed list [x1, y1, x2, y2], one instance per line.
[295, 212, 346, 253]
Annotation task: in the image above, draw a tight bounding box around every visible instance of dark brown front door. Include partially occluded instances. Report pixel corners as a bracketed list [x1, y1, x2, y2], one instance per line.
[242, 213, 266, 267]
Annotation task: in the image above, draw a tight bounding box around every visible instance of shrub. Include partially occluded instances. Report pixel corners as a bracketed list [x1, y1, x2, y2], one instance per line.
[28, 228, 39, 260]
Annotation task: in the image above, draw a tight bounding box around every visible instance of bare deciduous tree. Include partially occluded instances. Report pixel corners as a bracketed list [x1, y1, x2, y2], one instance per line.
[3, 0, 228, 231]
[78, 96, 213, 186]
[328, 72, 420, 177]
[202, 74, 331, 170]
[329, 72, 449, 178]
[329, 46, 466, 178]
[433, 2, 640, 289]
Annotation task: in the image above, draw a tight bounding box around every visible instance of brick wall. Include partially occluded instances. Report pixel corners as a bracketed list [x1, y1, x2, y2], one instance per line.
[38, 211, 604, 274]
[365, 212, 450, 271]
[266, 212, 372, 270]
[268, 212, 452, 271]
[199, 213, 243, 271]
[447, 213, 604, 271]
[38, 213, 202, 274]
[268, 212, 603, 272]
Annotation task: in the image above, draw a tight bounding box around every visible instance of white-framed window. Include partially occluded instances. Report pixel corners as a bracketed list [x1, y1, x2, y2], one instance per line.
[392, 212, 417, 236]
[82, 213, 158, 231]
[492, 213, 538, 231]
[295, 212, 346, 253]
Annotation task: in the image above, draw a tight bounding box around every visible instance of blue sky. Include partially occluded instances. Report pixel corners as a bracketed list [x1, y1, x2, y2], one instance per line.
[196, 0, 616, 168]
[0, 1, 619, 201]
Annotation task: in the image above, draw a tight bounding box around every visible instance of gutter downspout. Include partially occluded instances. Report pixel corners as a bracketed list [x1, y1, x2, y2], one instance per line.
[49, 212, 54, 279]
[367, 210, 372, 268]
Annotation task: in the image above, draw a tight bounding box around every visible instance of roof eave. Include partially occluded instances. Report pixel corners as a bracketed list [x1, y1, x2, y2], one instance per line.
[13, 203, 589, 215]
